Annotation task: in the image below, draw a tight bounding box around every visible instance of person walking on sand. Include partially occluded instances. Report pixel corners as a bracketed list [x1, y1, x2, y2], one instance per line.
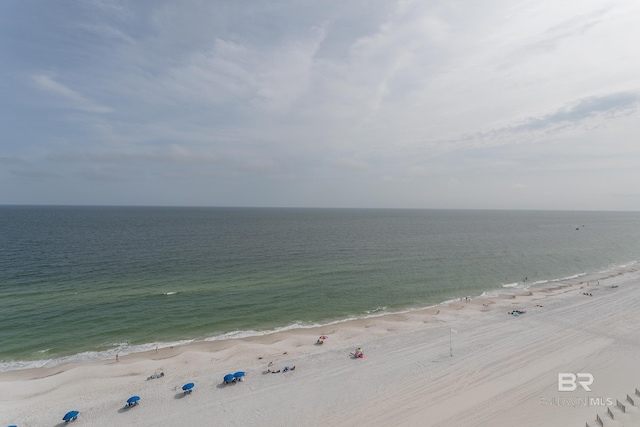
[116, 354, 119, 362]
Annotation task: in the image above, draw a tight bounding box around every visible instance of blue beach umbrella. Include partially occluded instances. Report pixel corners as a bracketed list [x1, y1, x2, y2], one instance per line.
[126, 396, 140, 406]
[223, 373, 235, 384]
[182, 382, 195, 393]
[63, 410, 79, 422]
[233, 371, 245, 379]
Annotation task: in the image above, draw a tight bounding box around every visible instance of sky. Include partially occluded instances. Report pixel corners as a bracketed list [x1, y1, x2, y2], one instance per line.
[1, 0, 640, 210]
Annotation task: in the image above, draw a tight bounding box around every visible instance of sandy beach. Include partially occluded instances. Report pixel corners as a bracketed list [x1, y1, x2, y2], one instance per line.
[2, 265, 640, 427]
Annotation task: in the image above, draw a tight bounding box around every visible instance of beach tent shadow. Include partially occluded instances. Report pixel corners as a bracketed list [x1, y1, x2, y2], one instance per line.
[174, 392, 188, 399]
[217, 378, 241, 389]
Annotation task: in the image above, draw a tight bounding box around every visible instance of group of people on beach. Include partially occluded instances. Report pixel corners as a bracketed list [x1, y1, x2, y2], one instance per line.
[507, 309, 526, 316]
[267, 365, 296, 373]
[314, 335, 364, 359]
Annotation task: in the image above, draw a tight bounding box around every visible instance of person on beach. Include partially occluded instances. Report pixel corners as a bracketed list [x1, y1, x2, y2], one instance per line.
[353, 348, 364, 358]
[116, 354, 119, 362]
[147, 371, 164, 380]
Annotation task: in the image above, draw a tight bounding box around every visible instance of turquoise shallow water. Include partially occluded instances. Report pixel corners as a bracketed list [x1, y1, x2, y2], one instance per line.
[1, 206, 640, 371]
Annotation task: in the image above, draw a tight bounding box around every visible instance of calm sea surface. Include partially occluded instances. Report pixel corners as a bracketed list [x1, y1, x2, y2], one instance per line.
[1, 206, 640, 371]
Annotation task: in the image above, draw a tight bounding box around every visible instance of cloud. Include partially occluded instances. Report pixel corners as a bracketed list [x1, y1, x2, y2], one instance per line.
[447, 91, 640, 151]
[160, 28, 327, 116]
[509, 91, 640, 132]
[507, 7, 611, 61]
[78, 23, 135, 44]
[32, 74, 112, 113]
[3, 0, 640, 209]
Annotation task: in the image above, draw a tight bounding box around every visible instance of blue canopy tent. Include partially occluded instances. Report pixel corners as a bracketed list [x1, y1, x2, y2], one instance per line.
[233, 371, 245, 381]
[126, 395, 141, 407]
[63, 410, 79, 422]
[182, 382, 195, 394]
[223, 374, 235, 384]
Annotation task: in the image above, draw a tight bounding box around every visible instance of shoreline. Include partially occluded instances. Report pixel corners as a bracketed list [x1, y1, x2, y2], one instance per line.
[3, 263, 640, 426]
[2, 261, 636, 374]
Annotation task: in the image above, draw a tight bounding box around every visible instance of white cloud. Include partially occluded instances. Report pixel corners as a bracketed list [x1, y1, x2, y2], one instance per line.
[3, 0, 640, 209]
[32, 74, 112, 113]
[79, 23, 135, 44]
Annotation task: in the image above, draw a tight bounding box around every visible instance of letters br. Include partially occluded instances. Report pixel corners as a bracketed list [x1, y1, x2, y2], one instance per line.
[558, 373, 593, 391]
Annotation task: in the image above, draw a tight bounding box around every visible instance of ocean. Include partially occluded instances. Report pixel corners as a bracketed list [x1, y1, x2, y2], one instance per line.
[1, 206, 640, 372]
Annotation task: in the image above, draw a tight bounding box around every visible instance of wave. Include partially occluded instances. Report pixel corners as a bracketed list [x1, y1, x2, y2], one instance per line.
[363, 306, 388, 314]
[0, 340, 193, 373]
[501, 282, 520, 288]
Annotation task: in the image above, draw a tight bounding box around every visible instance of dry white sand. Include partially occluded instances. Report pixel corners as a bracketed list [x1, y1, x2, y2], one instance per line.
[2, 265, 640, 427]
